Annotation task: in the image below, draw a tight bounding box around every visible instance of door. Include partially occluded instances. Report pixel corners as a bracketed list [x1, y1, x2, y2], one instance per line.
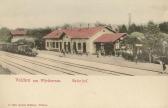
[83, 42, 86, 53]
[68, 42, 71, 53]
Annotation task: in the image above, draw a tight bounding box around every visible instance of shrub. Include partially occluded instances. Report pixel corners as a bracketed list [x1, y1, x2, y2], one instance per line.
[122, 52, 134, 61]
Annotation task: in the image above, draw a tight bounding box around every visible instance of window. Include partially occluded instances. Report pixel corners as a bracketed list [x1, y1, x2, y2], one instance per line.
[60, 42, 62, 50]
[73, 42, 76, 49]
[78, 43, 81, 50]
[56, 42, 59, 48]
[47, 42, 49, 47]
[53, 42, 55, 48]
[83, 42, 86, 53]
[50, 42, 53, 48]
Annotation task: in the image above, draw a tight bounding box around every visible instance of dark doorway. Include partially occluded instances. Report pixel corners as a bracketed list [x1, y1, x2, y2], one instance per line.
[60, 42, 62, 51]
[68, 42, 71, 53]
[95, 43, 101, 51]
[73, 42, 77, 54]
[83, 42, 86, 53]
[104, 43, 114, 55]
[64, 42, 66, 52]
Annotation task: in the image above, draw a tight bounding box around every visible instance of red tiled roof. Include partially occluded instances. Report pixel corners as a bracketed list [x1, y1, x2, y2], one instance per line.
[94, 33, 127, 43]
[43, 30, 64, 39]
[43, 27, 104, 39]
[11, 29, 27, 36]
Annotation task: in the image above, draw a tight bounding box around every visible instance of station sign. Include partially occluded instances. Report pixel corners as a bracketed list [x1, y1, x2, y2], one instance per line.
[135, 44, 143, 47]
[121, 46, 126, 49]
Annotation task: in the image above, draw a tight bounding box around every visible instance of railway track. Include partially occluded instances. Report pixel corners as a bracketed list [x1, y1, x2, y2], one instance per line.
[37, 56, 133, 76]
[5, 54, 119, 76]
[1, 53, 88, 76]
[1, 51, 160, 75]
[42, 51, 162, 74]
[0, 57, 35, 75]
[1, 51, 133, 76]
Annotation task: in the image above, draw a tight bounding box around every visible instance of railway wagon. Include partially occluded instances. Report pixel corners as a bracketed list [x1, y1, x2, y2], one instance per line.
[0, 43, 6, 50]
[18, 45, 38, 56]
[6, 43, 18, 53]
[0, 43, 3, 49]
[0, 43, 38, 57]
[0, 43, 13, 51]
[0, 43, 19, 53]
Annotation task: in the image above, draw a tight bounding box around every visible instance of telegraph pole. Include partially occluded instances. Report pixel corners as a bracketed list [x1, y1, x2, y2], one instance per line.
[128, 13, 132, 29]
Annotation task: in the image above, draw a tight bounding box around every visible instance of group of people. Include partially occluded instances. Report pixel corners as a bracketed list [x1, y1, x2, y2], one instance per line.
[60, 49, 66, 57]
[60, 49, 87, 57]
[96, 49, 106, 58]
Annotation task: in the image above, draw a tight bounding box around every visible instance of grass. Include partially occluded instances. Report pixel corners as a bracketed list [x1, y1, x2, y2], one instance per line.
[0, 64, 12, 74]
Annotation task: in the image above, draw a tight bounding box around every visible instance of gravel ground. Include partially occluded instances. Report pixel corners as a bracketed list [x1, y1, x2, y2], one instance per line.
[1, 51, 158, 75]
[0, 64, 12, 74]
[39, 50, 168, 74]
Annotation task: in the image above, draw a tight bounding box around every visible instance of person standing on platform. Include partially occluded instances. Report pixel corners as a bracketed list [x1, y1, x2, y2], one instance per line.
[135, 55, 138, 64]
[162, 61, 167, 74]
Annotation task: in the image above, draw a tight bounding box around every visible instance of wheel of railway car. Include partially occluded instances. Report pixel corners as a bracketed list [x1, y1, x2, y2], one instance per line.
[33, 53, 37, 57]
[30, 52, 33, 56]
[32, 53, 34, 56]
[31, 53, 34, 57]
[32, 54, 36, 57]
[26, 53, 29, 56]
[28, 52, 32, 56]
[26, 52, 29, 56]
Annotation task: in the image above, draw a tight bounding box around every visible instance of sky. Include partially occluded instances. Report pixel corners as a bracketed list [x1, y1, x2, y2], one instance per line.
[0, 0, 168, 29]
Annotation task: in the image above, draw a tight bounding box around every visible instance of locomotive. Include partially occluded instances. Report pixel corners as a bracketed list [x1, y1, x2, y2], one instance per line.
[0, 42, 38, 57]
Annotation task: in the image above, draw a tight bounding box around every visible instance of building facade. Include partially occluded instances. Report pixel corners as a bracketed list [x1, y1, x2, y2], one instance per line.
[11, 28, 35, 43]
[43, 26, 127, 55]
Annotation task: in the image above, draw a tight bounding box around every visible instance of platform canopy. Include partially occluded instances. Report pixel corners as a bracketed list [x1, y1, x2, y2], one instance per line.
[94, 33, 127, 43]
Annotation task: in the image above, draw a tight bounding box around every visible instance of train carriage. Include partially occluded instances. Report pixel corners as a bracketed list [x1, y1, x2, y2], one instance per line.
[0, 42, 38, 57]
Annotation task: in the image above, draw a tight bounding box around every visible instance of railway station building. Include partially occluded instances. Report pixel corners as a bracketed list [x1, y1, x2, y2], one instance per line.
[43, 26, 127, 55]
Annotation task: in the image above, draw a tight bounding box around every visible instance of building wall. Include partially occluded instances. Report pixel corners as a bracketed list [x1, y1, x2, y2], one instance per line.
[88, 28, 114, 54]
[71, 38, 88, 53]
[45, 36, 88, 53]
[45, 28, 116, 54]
[45, 39, 61, 51]
[11, 36, 35, 43]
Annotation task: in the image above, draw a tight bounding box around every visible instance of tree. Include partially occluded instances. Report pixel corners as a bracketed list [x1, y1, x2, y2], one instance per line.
[95, 21, 106, 27]
[0, 27, 11, 42]
[27, 27, 52, 49]
[124, 32, 145, 56]
[128, 23, 137, 33]
[127, 23, 146, 34]
[62, 24, 71, 29]
[130, 32, 145, 41]
[136, 25, 145, 33]
[119, 25, 127, 33]
[159, 22, 168, 33]
[144, 21, 162, 62]
[28, 27, 51, 39]
[158, 32, 168, 56]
